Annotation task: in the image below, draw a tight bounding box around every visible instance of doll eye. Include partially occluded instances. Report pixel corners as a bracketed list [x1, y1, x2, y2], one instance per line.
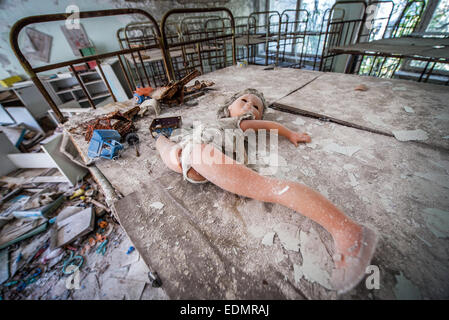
[241, 98, 247, 103]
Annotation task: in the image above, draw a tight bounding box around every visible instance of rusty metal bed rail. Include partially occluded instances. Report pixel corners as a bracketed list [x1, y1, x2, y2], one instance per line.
[319, 1, 367, 72]
[160, 8, 236, 82]
[117, 21, 170, 88]
[244, 11, 282, 66]
[278, 9, 309, 68]
[10, 9, 163, 123]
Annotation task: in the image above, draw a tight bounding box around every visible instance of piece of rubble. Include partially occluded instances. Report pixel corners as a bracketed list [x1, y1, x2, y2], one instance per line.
[261, 232, 275, 246]
[150, 202, 164, 210]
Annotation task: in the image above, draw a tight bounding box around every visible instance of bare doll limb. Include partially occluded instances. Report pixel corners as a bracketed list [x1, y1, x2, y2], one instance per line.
[155, 135, 206, 182]
[155, 136, 377, 293]
[188, 143, 377, 293]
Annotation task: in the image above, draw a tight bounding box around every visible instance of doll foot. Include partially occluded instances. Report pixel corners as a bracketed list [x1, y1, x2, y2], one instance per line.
[331, 226, 378, 295]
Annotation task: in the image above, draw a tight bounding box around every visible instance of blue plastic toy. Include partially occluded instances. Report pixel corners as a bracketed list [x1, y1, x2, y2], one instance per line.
[87, 130, 123, 160]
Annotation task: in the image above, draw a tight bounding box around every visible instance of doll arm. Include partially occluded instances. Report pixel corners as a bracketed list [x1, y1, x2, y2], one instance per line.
[239, 120, 311, 146]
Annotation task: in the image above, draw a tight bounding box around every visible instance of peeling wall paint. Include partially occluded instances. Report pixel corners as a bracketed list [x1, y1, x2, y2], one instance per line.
[0, 0, 256, 79]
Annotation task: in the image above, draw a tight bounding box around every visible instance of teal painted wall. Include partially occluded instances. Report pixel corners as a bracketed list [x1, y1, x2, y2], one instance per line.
[0, 0, 255, 79]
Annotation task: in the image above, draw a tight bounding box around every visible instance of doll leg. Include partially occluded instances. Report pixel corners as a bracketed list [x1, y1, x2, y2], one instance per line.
[190, 143, 377, 293]
[155, 136, 206, 182]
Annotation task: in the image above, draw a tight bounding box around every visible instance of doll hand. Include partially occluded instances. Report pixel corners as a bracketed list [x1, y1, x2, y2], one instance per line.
[289, 132, 311, 146]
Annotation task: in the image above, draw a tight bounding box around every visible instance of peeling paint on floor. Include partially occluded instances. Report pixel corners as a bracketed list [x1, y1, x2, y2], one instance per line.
[293, 118, 306, 126]
[293, 264, 303, 284]
[414, 172, 449, 189]
[261, 232, 275, 246]
[393, 272, 422, 300]
[392, 129, 429, 142]
[150, 202, 164, 210]
[296, 228, 333, 290]
[423, 208, 449, 238]
[323, 143, 361, 157]
[273, 223, 300, 252]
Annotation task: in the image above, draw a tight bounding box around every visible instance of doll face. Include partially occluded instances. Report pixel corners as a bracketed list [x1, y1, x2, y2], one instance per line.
[227, 94, 264, 120]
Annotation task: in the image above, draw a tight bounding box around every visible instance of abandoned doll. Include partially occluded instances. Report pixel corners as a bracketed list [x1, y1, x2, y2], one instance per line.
[155, 88, 378, 294]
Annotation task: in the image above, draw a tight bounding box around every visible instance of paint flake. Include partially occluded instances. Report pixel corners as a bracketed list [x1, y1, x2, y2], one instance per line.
[150, 202, 164, 210]
[261, 232, 276, 246]
[323, 143, 361, 157]
[392, 129, 429, 142]
[403, 106, 415, 113]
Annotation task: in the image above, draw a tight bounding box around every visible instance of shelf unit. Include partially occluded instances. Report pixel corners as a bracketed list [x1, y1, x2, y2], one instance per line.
[46, 69, 111, 108]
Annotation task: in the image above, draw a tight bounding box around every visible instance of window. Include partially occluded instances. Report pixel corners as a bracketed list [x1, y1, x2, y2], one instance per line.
[426, 0, 449, 33]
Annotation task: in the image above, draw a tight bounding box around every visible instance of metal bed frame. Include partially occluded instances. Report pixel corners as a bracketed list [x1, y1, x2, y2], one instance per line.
[278, 9, 309, 68]
[244, 11, 282, 66]
[319, 0, 368, 72]
[160, 8, 236, 82]
[116, 21, 169, 88]
[10, 9, 162, 123]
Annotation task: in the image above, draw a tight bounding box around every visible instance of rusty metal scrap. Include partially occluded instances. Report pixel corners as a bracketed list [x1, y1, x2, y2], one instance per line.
[184, 80, 215, 94]
[150, 69, 201, 105]
[84, 107, 140, 141]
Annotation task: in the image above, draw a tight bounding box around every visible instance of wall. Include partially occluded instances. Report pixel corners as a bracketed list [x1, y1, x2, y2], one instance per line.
[0, 0, 256, 79]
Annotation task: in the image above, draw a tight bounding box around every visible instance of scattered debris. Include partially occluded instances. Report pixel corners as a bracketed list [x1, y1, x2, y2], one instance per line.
[150, 202, 164, 210]
[138, 98, 160, 117]
[52, 206, 95, 248]
[392, 129, 429, 142]
[354, 84, 368, 91]
[293, 118, 306, 126]
[84, 107, 140, 142]
[126, 246, 135, 255]
[403, 106, 415, 113]
[150, 70, 204, 106]
[149, 116, 182, 139]
[0, 248, 9, 284]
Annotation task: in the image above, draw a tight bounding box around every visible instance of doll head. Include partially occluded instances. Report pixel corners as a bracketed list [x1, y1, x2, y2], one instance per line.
[217, 88, 267, 120]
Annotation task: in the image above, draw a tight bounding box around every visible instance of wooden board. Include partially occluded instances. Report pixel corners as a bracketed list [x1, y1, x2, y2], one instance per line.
[276, 72, 449, 150]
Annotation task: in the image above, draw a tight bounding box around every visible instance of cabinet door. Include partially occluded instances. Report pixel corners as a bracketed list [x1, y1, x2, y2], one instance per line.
[13, 84, 52, 119]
